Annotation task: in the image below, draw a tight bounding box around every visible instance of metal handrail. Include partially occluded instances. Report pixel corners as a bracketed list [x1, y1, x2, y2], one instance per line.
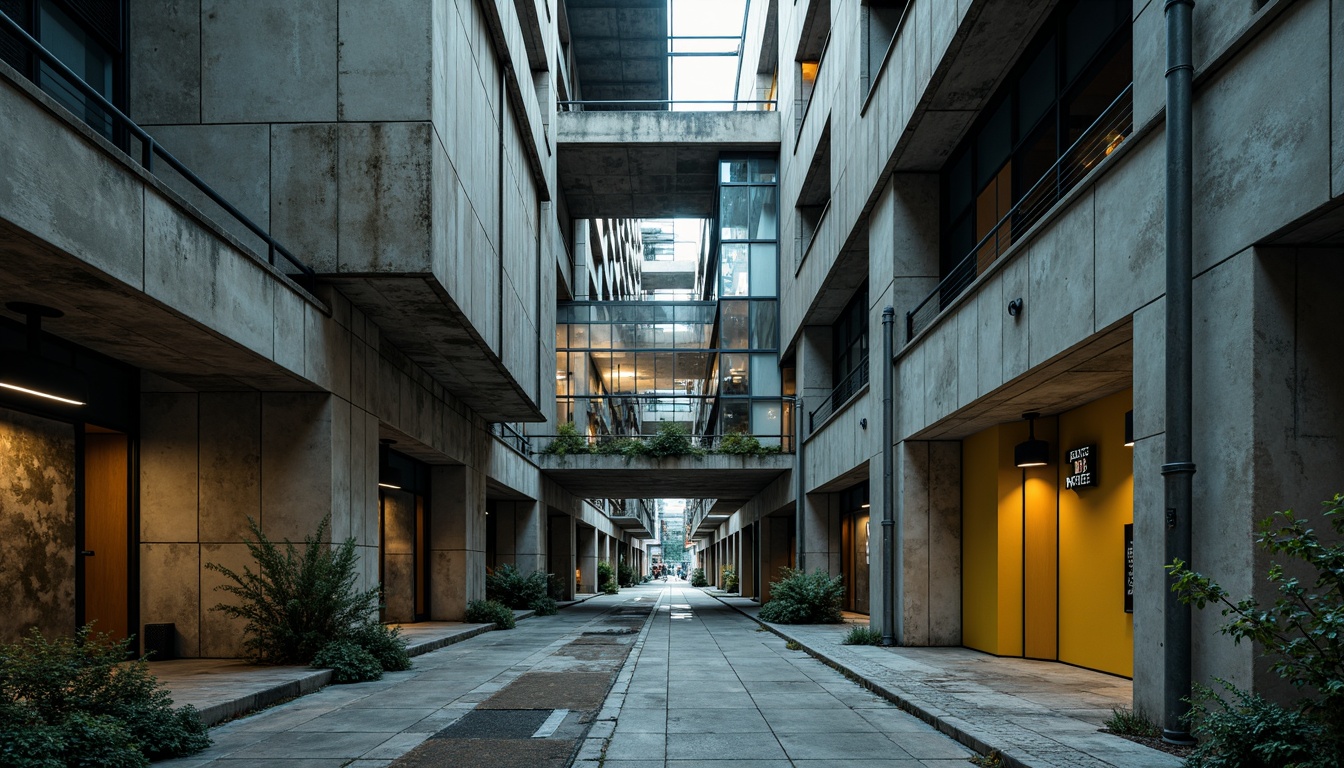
[808, 355, 869, 431]
[0, 11, 317, 290]
[559, 99, 776, 112]
[491, 422, 532, 456]
[905, 84, 1135, 342]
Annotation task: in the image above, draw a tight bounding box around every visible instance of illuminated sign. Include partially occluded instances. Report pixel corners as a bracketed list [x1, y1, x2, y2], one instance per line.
[1124, 523, 1134, 613]
[1065, 444, 1097, 489]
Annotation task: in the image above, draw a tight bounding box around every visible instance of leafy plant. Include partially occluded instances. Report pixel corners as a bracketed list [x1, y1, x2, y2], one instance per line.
[465, 599, 516, 630]
[716, 432, 781, 456]
[758, 568, 845, 624]
[785, 640, 803, 651]
[1169, 493, 1344, 763]
[346, 621, 411, 672]
[720, 566, 739, 593]
[593, 436, 648, 462]
[617, 561, 636, 587]
[691, 567, 709, 587]
[0, 626, 210, 766]
[311, 639, 382, 683]
[598, 561, 620, 594]
[542, 422, 590, 456]
[645, 421, 705, 459]
[1102, 705, 1160, 738]
[1183, 681, 1331, 768]
[206, 515, 381, 665]
[842, 626, 884, 646]
[970, 750, 1004, 768]
[487, 564, 558, 615]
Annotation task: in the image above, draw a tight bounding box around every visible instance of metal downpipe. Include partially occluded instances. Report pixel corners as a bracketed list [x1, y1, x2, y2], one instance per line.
[1162, 0, 1197, 746]
[881, 307, 897, 646]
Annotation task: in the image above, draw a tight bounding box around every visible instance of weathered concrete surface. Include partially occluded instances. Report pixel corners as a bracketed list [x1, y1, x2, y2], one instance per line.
[557, 111, 779, 218]
[537, 453, 793, 501]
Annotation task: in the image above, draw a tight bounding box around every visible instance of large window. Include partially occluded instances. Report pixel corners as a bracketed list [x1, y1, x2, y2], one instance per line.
[940, 0, 1131, 292]
[861, 0, 909, 95]
[832, 284, 868, 405]
[0, 0, 125, 140]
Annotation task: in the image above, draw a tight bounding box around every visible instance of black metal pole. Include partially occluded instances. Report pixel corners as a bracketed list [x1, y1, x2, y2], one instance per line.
[881, 307, 897, 646]
[1162, 0, 1197, 746]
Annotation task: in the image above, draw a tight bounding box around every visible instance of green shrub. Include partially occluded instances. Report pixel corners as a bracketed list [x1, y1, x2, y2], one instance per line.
[542, 422, 589, 455]
[465, 599, 516, 630]
[721, 566, 739, 593]
[311, 639, 382, 683]
[0, 626, 210, 766]
[206, 515, 381, 665]
[617, 561, 636, 587]
[593, 436, 648, 461]
[487, 564, 557, 614]
[1101, 706, 1159, 738]
[598, 561, 620, 594]
[842, 626, 883, 646]
[547, 573, 567, 600]
[716, 432, 781, 456]
[690, 567, 709, 587]
[758, 568, 845, 625]
[1184, 681, 1331, 768]
[645, 421, 704, 459]
[1169, 493, 1344, 761]
[346, 622, 411, 672]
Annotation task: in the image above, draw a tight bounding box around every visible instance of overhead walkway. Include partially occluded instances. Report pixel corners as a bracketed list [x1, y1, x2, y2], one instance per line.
[537, 452, 792, 503]
[556, 108, 780, 218]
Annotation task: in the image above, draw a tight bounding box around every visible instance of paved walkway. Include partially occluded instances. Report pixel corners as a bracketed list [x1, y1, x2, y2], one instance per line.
[158, 597, 636, 767]
[707, 593, 1182, 768]
[575, 584, 978, 767]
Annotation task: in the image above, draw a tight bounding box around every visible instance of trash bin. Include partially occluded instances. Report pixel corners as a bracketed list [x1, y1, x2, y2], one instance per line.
[143, 623, 176, 661]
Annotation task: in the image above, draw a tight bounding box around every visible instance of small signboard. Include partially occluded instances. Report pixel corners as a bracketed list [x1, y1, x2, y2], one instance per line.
[1124, 523, 1134, 614]
[1065, 444, 1098, 489]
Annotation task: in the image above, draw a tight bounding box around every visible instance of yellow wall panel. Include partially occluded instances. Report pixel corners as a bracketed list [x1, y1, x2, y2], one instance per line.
[961, 427, 1001, 653]
[1057, 390, 1134, 677]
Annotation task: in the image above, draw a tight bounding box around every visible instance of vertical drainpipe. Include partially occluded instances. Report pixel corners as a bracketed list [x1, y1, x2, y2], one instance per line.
[795, 395, 806, 571]
[881, 307, 897, 646]
[1162, 0, 1196, 746]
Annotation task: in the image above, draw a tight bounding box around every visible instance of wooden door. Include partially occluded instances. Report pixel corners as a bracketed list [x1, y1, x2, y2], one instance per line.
[83, 429, 129, 642]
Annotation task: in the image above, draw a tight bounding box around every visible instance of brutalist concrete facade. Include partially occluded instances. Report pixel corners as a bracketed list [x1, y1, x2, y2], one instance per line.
[0, 0, 646, 658]
[694, 0, 1344, 720]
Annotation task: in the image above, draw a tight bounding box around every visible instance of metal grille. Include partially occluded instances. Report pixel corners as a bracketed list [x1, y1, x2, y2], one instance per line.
[808, 355, 869, 431]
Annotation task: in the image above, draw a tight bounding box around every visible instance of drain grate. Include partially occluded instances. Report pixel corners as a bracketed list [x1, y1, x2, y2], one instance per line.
[433, 709, 552, 740]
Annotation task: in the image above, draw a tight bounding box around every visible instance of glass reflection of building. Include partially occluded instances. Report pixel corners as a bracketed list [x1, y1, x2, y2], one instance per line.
[556, 155, 793, 449]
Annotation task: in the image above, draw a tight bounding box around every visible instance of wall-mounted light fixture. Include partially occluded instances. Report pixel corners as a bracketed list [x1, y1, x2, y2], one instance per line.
[378, 438, 403, 490]
[1007, 298, 1023, 318]
[0, 302, 87, 406]
[1124, 410, 1134, 447]
[1014, 412, 1049, 468]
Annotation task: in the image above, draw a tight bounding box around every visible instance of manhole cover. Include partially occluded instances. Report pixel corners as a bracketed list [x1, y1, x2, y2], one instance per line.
[434, 709, 552, 740]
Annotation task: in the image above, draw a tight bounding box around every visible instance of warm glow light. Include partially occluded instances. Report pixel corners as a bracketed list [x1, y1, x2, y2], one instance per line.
[801, 60, 819, 83]
[378, 482, 401, 490]
[0, 381, 86, 406]
[1104, 132, 1125, 156]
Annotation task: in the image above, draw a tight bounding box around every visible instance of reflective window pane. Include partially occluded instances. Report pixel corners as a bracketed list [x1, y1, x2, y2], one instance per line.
[751, 300, 779, 348]
[720, 187, 749, 239]
[721, 354, 749, 394]
[720, 243, 749, 296]
[749, 187, 778, 239]
[720, 300, 749, 349]
[752, 400, 784, 444]
[749, 243, 777, 296]
[750, 354, 781, 396]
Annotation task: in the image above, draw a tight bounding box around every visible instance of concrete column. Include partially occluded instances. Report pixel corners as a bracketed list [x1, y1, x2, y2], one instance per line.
[801, 492, 841, 576]
[429, 465, 486, 620]
[547, 513, 575, 599]
[491, 500, 545, 574]
[577, 524, 598, 593]
[740, 523, 758, 598]
[890, 440, 960, 646]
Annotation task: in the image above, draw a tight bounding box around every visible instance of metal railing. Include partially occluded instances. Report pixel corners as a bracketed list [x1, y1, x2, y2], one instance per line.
[491, 422, 533, 456]
[0, 11, 317, 291]
[905, 84, 1134, 342]
[808, 356, 869, 431]
[534, 430, 795, 455]
[558, 99, 776, 112]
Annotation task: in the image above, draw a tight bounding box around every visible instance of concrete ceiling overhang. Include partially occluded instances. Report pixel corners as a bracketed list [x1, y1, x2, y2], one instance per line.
[909, 320, 1134, 441]
[0, 220, 319, 392]
[329, 276, 544, 423]
[537, 452, 792, 501]
[565, 0, 668, 106]
[557, 110, 781, 218]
